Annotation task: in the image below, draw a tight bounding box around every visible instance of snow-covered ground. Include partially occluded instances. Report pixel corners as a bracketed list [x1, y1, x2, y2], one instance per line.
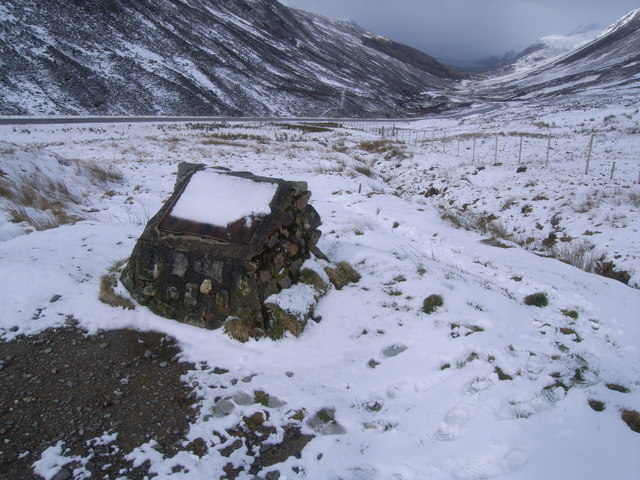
[1, 100, 639, 479]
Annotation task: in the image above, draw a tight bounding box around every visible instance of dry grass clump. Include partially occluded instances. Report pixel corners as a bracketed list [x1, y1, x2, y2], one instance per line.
[605, 383, 630, 393]
[354, 164, 375, 178]
[84, 162, 124, 184]
[357, 140, 388, 153]
[223, 317, 255, 343]
[594, 260, 631, 285]
[422, 294, 444, 314]
[438, 206, 510, 239]
[588, 399, 605, 412]
[265, 304, 304, 340]
[325, 261, 361, 290]
[99, 273, 135, 310]
[2, 168, 86, 231]
[438, 205, 630, 284]
[2, 170, 79, 207]
[299, 268, 329, 297]
[1, 162, 122, 231]
[552, 240, 599, 272]
[621, 410, 640, 433]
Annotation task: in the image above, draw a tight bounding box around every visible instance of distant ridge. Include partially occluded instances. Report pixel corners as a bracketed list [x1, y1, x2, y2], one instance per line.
[0, 0, 459, 116]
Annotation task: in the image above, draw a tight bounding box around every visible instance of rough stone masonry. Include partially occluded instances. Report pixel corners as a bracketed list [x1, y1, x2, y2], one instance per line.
[121, 163, 322, 333]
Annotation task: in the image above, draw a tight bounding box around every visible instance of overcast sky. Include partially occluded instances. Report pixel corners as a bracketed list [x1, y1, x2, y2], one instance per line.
[279, 0, 638, 62]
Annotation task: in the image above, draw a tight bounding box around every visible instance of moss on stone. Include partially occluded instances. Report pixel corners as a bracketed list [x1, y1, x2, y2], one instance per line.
[254, 390, 270, 407]
[324, 261, 361, 290]
[243, 411, 268, 430]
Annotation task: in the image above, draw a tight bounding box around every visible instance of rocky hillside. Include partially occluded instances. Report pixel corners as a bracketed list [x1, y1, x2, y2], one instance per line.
[0, 0, 460, 117]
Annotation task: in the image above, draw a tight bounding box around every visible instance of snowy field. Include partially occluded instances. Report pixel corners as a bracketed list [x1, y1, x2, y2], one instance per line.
[1, 98, 639, 479]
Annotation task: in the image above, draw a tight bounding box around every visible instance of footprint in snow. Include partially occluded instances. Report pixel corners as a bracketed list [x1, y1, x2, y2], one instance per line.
[453, 448, 529, 480]
[434, 400, 480, 441]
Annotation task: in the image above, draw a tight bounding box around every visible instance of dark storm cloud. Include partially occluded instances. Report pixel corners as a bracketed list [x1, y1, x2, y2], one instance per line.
[280, 0, 638, 61]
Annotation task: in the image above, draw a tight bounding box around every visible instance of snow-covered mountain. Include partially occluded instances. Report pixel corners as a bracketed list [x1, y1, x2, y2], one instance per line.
[0, 0, 462, 117]
[476, 24, 602, 74]
[478, 9, 640, 100]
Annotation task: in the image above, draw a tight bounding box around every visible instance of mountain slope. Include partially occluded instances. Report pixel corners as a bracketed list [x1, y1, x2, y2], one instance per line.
[475, 24, 602, 73]
[477, 9, 640, 100]
[0, 0, 458, 117]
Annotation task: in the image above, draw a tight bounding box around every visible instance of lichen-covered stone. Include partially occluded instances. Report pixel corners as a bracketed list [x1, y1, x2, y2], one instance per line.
[121, 164, 322, 334]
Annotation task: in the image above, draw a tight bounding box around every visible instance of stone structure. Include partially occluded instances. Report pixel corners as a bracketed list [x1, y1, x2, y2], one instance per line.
[121, 163, 322, 332]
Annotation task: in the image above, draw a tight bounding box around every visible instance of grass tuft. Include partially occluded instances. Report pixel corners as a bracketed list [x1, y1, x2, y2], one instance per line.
[324, 261, 361, 290]
[223, 317, 255, 343]
[524, 292, 548, 307]
[605, 383, 630, 393]
[265, 304, 303, 340]
[422, 294, 444, 314]
[98, 274, 135, 310]
[298, 268, 329, 296]
[621, 410, 640, 433]
[588, 399, 605, 412]
[561, 309, 579, 319]
[85, 162, 124, 184]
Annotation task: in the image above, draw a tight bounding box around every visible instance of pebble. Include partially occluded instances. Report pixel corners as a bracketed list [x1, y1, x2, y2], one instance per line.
[211, 399, 235, 417]
[159, 362, 168, 368]
[52, 468, 71, 480]
[382, 344, 408, 358]
[49, 295, 62, 303]
[43, 348, 52, 354]
[99, 343, 108, 349]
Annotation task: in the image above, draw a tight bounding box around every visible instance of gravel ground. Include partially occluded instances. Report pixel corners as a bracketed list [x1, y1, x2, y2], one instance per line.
[0, 324, 197, 479]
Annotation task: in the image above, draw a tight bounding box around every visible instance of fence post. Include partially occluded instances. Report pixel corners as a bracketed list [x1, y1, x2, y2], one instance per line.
[585, 134, 594, 175]
[457, 139, 460, 157]
[443, 133, 447, 154]
[545, 136, 551, 167]
[472, 137, 476, 163]
[610, 162, 616, 180]
[518, 136, 523, 164]
[494, 135, 498, 164]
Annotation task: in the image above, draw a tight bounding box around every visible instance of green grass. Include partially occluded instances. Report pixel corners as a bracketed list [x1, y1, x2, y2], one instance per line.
[561, 309, 579, 319]
[524, 292, 548, 307]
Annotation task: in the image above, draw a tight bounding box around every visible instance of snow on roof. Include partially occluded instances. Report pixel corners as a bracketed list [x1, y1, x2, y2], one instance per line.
[169, 170, 278, 227]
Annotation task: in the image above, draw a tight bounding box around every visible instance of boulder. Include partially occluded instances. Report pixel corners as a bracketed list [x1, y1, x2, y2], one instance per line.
[121, 163, 321, 333]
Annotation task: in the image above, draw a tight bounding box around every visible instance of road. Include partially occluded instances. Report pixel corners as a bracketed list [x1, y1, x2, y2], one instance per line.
[0, 104, 502, 126]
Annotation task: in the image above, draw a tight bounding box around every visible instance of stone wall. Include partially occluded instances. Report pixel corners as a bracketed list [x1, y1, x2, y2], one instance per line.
[121, 163, 321, 334]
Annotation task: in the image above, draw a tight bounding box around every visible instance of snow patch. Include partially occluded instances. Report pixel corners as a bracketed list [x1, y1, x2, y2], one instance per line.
[169, 170, 278, 226]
